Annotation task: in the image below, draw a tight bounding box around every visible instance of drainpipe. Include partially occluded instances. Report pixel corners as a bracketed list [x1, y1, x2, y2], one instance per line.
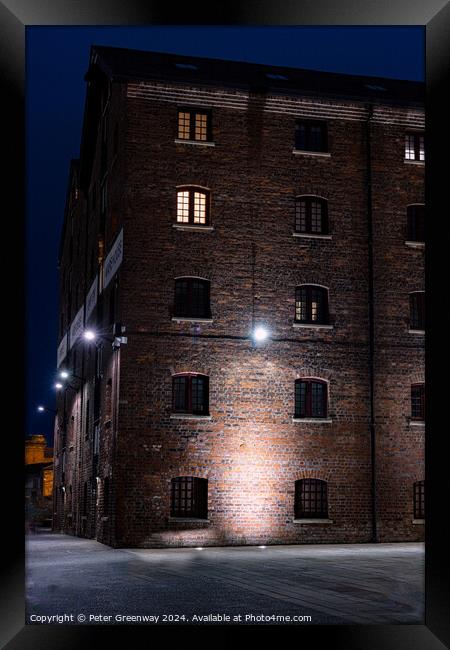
[365, 103, 377, 543]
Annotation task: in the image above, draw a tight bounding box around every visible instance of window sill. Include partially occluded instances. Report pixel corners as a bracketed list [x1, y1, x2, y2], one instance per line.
[172, 224, 214, 232]
[170, 413, 212, 420]
[409, 420, 425, 427]
[293, 518, 333, 524]
[168, 517, 210, 523]
[172, 317, 213, 323]
[292, 232, 332, 240]
[174, 139, 215, 147]
[292, 149, 331, 157]
[405, 241, 425, 249]
[408, 329, 425, 335]
[412, 519, 425, 525]
[404, 159, 425, 165]
[292, 418, 333, 424]
[293, 323, 333, 330]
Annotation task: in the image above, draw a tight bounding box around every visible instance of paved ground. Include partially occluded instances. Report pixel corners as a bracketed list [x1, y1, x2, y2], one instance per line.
[26, 532, 424, 625]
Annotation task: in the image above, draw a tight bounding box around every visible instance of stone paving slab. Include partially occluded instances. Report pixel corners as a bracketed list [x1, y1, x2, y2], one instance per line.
[26, 533, 424, 625]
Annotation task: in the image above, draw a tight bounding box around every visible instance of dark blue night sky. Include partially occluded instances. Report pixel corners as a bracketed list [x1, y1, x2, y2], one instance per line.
[26, 26, 424, 443]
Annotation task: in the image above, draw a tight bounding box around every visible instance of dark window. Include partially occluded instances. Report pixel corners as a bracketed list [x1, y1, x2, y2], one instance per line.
[295, 285, 329, 324]
[295, 479, 328, 519]
[407, 205, 425, 242]
[172, 373, 209, 415]
[176, 188, 210, 225]
[82, 482, 88, 516]
[411, 384, 425, 420]
[170, 476, 208, 519]
[113, 124, 119, 157]
[405, 132, 425, 161]
[295, 379, 328, 418]
[104, 477, 110, 514]
[295, 197, 329, 235]
[410, 292, 425, 330]
[413, 480, 425, 519]
[177, 108, 212, 142]
[85, 399, 90, 439]
[174, 278, 211, 319]
[295, 120, 328, 152]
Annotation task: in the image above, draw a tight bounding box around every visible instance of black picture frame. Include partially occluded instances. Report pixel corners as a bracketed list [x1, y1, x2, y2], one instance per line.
[2, 1, 449, 648]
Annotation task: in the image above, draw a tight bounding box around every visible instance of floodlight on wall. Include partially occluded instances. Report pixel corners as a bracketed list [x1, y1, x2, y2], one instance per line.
[253, 326, 269, 342]
[83, 329, 96, 341]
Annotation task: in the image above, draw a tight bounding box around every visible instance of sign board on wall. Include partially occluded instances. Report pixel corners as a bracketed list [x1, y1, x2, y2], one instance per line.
[103, 229, 123, 290]
[57, 333, 68, 368]
[69, 305, 85, 350]
[85, 274, 98, 322]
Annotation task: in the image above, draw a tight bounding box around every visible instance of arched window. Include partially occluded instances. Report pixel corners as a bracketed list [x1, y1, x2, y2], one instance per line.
[413, 480, 425, 519]
[295, 197, 328, 235]
[409, 292, 425, 330]
[295, 379, 328, 418]
[295, 285, 329, 324]
[411, 384, 425, 420]
[295, 479, 328, 519]
[174, 277, 211, 319]
[172, 373, 209, 415]
[176, 187, 210, 225]
[171, 476, 208, 519]
[407, 205, 425, 242]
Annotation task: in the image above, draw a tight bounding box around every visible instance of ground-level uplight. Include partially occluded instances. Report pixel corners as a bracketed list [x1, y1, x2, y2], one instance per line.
[196, 547, 203, 550]
[253, 326, 269, 342]
[258, 545, 267, 549]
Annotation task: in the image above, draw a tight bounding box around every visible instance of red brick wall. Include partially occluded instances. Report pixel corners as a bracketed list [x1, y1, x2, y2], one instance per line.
[54, 74, 424, 547]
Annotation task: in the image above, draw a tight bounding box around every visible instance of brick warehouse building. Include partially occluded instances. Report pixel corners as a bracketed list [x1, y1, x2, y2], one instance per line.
[53, 46, 425, 548]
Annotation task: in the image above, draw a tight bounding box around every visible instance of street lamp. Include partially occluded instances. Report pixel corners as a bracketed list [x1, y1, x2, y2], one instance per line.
[37, 405, 57, 415]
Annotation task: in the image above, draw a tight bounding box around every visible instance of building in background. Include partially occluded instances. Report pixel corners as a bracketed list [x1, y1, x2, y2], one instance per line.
[53, 47, 425, 547]
[25, 434, 53, 528]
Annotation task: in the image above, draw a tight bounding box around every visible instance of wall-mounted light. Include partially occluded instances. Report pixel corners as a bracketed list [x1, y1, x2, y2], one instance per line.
[253, 326, 269, 342]
[83, 329, 96, 341]
[59, 370, 69, 379]
[54, 383, 64, 390]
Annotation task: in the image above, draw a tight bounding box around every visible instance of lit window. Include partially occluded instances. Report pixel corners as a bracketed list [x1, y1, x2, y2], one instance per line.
[411, 384, 425, 420]
[413, 481, 425, 519]
[177, 108, 212, 142]
[405, 132, 425, 161]
[174, 277, 211, 319]
[409, 292, 425, 330]
[295, 379, 328, 418]
[295, 479, 328, 519]
[172, 373, 209, 415]
[176, 188, 210, 225]
[170, 476, 208, 519]
[295, 197, 329, 234]
[407, 205, 425, 242]
[295, 120, 328, 152]
[295, 286, 329, 324]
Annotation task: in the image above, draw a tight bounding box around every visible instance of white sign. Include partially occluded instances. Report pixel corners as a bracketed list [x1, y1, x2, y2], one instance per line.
[69, 305, 85, 350]
[57, 333, 68, 368]
[103, 229, 123, 290]
[85, 275, 98, 322]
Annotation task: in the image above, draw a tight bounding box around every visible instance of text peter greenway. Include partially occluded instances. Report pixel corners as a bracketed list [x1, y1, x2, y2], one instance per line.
[29, 613, 312, 624]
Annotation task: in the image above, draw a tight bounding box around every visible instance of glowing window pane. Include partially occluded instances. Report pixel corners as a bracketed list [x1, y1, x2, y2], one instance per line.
[194, 192, 206, 223]
[419, 136, 425, 161]
[177, 191, 190, 222]
[195, 113, 208, 141]
[405, 134, 415, 160]
[178, 112, 191, 139]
